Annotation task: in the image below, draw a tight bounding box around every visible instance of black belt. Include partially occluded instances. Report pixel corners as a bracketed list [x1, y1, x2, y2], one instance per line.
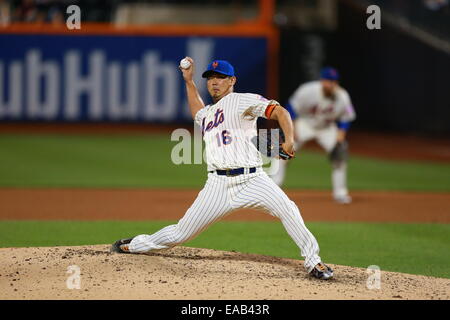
[209, 167, 256, 177]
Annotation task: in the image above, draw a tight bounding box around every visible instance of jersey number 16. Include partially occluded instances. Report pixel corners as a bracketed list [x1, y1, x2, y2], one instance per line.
[216, 130, 233, 147]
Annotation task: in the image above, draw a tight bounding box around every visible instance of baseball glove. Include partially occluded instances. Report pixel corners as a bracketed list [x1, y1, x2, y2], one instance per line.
[279, 145, 295, 160]
[329, 141, 349, 162]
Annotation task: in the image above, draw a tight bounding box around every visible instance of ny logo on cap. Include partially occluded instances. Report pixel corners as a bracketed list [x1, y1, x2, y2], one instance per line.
[212, 61, 218, 69]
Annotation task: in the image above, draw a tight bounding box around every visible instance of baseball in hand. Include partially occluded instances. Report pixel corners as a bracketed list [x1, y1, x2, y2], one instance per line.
[179, 58, 191, 69]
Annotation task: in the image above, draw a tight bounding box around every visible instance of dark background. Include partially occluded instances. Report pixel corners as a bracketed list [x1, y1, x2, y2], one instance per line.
[278, 1, 450, 136]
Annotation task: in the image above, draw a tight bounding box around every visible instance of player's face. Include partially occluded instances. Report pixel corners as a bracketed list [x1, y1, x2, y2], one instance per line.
[206, 73, 236, 102]
[321, 80, 338, 98]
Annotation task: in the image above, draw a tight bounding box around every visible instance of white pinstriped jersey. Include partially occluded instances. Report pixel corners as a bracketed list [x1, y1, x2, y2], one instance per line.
[128, 90, 324, 274]
[289, 81, 356, 130]
[194, 92, 277, 171]
[124, 68, 326, 275]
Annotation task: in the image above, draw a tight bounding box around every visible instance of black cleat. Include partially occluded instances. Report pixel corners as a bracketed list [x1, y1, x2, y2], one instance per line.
[111, 238, 133, 254]
[309, 263, 334, 280]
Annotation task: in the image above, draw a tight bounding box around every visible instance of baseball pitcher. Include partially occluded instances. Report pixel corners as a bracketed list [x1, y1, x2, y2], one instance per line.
[269, 67, 356, 204]
[111, 58, 334, 280]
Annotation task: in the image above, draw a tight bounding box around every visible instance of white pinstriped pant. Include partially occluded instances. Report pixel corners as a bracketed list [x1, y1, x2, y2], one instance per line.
[129, 169, 322, 272]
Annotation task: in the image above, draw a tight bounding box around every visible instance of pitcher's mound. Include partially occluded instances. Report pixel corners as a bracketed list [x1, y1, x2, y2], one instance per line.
[1, 245, 448, 300]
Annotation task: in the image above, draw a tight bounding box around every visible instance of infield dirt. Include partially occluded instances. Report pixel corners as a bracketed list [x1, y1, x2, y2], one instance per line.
[1, 189, 449, 223]
[1, 245, 449, 300]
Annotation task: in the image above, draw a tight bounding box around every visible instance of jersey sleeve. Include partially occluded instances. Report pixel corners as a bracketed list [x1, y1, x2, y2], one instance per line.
[194, 107, 208, 126]
[337, 90, 356, 123]
[238, 93, 280, 120]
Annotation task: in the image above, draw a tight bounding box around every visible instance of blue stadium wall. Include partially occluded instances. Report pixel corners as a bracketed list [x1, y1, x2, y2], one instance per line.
[0, 34, 268, 123]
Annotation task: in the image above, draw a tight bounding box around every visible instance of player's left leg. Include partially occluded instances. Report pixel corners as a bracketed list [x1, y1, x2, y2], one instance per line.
[317, 126, 351, 203]
[231, 172, 322, 273]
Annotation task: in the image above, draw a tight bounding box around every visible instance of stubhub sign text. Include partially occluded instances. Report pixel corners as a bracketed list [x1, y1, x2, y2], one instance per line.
[0, 34, 267, 122]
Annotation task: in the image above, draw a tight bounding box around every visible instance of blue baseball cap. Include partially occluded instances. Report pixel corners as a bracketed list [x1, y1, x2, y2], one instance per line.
[202, 60, 235, 78]
[320, 67, 339, 81]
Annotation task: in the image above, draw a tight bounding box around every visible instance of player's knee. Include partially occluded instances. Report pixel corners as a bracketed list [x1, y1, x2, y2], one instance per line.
[289, 201, 302, 217]
[269, 198, 296, 219]
[271, 200, 286, 213]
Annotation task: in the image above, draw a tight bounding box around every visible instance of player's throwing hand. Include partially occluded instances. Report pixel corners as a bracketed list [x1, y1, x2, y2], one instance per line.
[179, 56, 194, 82]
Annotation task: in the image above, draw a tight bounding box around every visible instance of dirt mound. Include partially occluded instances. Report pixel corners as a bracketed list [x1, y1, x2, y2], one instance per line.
[1, 245, 448, 300]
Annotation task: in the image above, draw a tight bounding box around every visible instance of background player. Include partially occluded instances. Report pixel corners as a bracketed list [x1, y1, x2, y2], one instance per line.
[269, 67, 356, 204]
[112, 58, 334, 280]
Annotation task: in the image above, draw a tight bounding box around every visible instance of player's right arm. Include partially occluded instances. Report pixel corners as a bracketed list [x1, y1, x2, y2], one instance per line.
[180, 57, 206, 119]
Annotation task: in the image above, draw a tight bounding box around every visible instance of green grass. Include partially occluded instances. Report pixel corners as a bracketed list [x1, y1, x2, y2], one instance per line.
[281, 151, 450, 191]
[1, 134, 449, 191]
[1, 220, 449, 279]
[0, 134, 205, 188]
